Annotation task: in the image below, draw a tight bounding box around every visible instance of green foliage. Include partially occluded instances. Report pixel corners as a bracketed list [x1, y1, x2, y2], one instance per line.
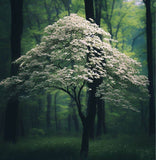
[22, 0, 68, 54]
[89, 134, 155, 160]
[71, 0, 85, 16]
[0, 135, 154, 160]
[29, 128, 45, 137]
[100, 0, 147, 74]
[0, 1, 151, 155]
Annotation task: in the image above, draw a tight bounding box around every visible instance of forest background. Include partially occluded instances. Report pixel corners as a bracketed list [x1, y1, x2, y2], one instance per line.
[0, 0, 155, 160]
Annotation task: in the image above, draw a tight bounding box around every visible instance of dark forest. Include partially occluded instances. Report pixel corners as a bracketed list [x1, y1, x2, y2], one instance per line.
[0, 0, 155, 160]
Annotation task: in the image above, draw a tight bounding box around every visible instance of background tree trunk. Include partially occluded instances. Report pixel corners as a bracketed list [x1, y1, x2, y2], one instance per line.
[84, 0, 94, 20]
[4, 97, 19, 142]
[80, 119, 89, 159]
[86, 0, 106, 138]
[144, 0, 155, 136]
[87, 83, 96, 139]
[84, 0, 97, 140]
[18, 106, 25, 137]
[96, 99, 106, 136]
[69, 98, 80, 132]
[95, 0, 102, 26]
[4, 0, 23, 143]
[54, 92, 58, 131]
[94, 0, 107, 137]
[46, 93, 52, 129]
[72, 107, 79, 132]
[67, 114, 71, 132]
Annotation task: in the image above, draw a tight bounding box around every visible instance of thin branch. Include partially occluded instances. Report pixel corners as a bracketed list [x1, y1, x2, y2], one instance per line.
[53, 86, 74, 100]
[52, 85, 86, 123]
[104, 0, 109, 22]
[109, 0, 115, 21]
[114, 13, 127, 40]
[69, 85, 86, 123]
[78, 81, 86, 102]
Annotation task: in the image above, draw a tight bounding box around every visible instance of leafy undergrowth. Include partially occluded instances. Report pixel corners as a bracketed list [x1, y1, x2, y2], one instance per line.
[0, 134, 154, 160]
[89, 134, 155, 160]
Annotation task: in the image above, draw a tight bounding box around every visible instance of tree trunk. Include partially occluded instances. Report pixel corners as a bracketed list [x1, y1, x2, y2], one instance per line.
[4, 0, 23, 143]
[18, 106, 25, 137]
[84, 0, 94, 21]
[140, 103, 146, 132]
[74, 96, 90, 159]
[4, 97, 19, 142]
[95, 0, 102, 26]
[85, 0, 107, 139]
[36, 98, 42, 128]
[54, 92, 58, 131]
[58, 120, 61, 130]
[84, 0, 96, 140]
[10, 0, 23, 75]
[94, 1, 107, 137]
[20, 116, 25, 137]
[72, 108, 79, 132]
[87, 83, 97, 139]
[69, 98, 80, 132]
[0, 110, 4, 136]
[144, 0, 155, 136]
[46, 93, 51, 129]
[102, 103, 106, 134]
[80, 120, 89, 159]
[67, 114, 71, 132]
[96, 99, 106, 137]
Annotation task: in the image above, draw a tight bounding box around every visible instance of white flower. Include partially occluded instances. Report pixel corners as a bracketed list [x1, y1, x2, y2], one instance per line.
[0, 14, 149, 108]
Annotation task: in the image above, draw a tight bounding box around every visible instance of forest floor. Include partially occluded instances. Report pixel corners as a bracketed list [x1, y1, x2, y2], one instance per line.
[0, 134, 155, 160]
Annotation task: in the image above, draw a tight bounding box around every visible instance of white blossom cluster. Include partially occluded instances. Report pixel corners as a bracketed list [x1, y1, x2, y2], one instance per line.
[0, 14, 149, 108]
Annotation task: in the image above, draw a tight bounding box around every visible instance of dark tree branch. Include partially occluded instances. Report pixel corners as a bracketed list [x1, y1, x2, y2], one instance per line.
[143, 0, 155, 135]
[110, 0, 115, 21]
[84, 0, 94, 20]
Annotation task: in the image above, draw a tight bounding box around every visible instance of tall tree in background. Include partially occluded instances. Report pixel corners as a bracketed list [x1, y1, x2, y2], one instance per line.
[84, 0, 94, 20]
[84, 0, 97, 140]
[94, 0, 107, 137]
[4, 0, 23, 142]
[102, 0, 115, 39]
[143, 0, 155, 136]
[54, 92, 58, 131]
[84, 0, 106, 138]
[94, 0, 102, 26]
[46, 93, 52, 129]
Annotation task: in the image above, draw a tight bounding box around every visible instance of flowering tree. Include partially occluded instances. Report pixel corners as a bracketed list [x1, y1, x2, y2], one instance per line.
[0, 14, 149, 158]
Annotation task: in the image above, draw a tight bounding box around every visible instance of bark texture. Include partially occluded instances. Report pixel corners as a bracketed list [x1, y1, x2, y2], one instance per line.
[4, 0, 23, 143]
[46, 93, 52, 129]
[144, 0, 155, 136]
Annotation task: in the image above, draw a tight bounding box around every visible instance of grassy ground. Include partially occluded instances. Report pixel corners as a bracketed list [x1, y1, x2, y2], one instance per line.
[0, 134, 155, 160]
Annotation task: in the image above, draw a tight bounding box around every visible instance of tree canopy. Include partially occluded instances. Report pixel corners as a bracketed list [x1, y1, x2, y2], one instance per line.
[0, 14, 148, 111]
